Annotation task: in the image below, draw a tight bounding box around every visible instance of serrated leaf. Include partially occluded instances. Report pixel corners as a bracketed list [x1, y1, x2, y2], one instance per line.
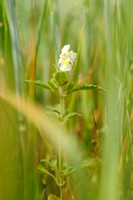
[25, 80, 50, 90]
[54, 72, 68, 86]
[37, 164, 55, 180]
[47, 80, 58, 93]
[49, 157, 58, 170]
[63, 110, 69, 117]
[64, 112, 81, 121]
[37, 164, 51, 175]
[40, 157, 57, 172]
[47, 104, 60, 114]
[65, 81, 74, 93]
[47, 109, 60, 115]
[65, 168, 76, 176]
[48, 194, 60, 200]
[46, 111, 59, 119]
[61, 166, 73, 176]
[68, 84, 105, 94]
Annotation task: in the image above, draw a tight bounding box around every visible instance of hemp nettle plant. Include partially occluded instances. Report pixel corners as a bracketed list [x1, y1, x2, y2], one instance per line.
[26, 44, 104, 200]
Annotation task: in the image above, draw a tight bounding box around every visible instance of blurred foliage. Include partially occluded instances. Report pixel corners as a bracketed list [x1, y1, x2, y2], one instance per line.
[0, 0, 133, 200]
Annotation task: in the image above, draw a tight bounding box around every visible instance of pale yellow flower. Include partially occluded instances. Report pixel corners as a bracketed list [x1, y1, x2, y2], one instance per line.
[58, 45, 77, 71]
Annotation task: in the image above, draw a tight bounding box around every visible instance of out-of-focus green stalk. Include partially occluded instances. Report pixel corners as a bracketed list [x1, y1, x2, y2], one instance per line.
[1, 0, 25, 199]
[100, 1, 122, 200]
[36, 0, 49, 58]
[49, 0, 60, 64]
[68, 27, 84, 131]
[24, 0, 39, 199]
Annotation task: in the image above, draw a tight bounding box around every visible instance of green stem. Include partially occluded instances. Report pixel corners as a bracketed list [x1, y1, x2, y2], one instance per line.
[58, 86, 64, 200]
[60, 188, 63, 200]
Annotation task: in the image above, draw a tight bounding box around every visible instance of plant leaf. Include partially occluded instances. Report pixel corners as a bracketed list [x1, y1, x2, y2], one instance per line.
[25, 80, 51, 90]
[47, 80, 58, 93]
[46, 111, 59, 120]
[46, 104, 61, 114]
[64, 112, 81, 121]
[48, 194, 60, 200]
[65, 81, 74, 93]
[54, 71, 68, 86]
[41, 159, 50, 164]
[63, 110, 69, 117]
[37, 164, 55, 180]
[68, 84, 105, 94]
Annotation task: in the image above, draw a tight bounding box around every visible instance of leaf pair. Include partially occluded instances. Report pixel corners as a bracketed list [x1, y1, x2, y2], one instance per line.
[46, 105, 81, 124]
[38, 157, 58, 183]
[26, 80, 105, 96]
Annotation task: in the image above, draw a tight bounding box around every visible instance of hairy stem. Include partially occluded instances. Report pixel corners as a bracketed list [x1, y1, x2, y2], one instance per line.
[58, 86, 64, 200]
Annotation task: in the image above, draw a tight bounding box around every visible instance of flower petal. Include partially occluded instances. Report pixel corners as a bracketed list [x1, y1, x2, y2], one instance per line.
[60, 63, 72, 71]
[58, 45, 77, 72]
[61, 45, 70, 53]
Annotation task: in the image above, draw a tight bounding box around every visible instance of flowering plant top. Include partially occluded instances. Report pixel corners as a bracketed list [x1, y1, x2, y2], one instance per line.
[26, 43, 104, 200]
[58, 45, 77, 72]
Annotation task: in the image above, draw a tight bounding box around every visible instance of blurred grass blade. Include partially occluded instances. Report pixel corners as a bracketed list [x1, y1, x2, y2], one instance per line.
[2, 0, 24, 96]
[100, 1, 122, 200]
[24, 125, 39, 200]
[68, 26, 84, 113]
[3, 0, 40, 199]
[73, 25, 84, 83]
[36, 0, 49, 56]
[2, 0, 25, 199]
